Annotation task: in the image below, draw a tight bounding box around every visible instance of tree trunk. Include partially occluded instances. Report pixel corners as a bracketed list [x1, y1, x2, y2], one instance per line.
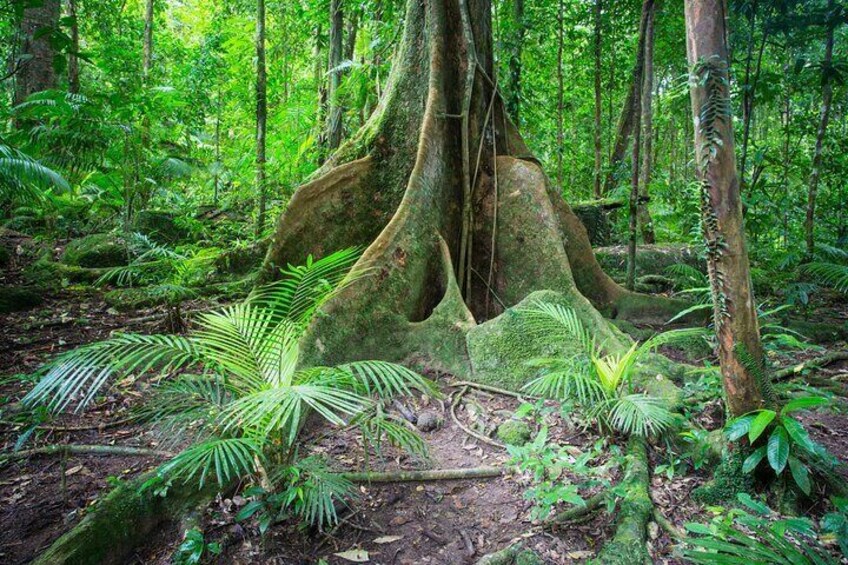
[68, 0, 80, 94]
[255, 0, 267, 236]
[592, 0, 603, 199]
[507, 0, 525, 124]
[602, 0, 654, 196]
[326, 0, 344, 153]
[804, 0, 835, 259]
[556, 0, 564, 189]
[260, 0, 686, 379]
[142, 0, 154, 81]
[14, 0, 60, 105]
[637, 2, 656, 244]
[684, 0, 766, 416]
[626, 1, 650, 290]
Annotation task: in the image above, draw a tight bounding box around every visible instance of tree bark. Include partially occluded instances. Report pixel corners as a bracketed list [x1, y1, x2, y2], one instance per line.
[637, 2, 656, 244]
[804, 0, 835, 259]
[142, 0, 154, 81]
[626, 1, 650, 290]
[684, 0, 766, 416]
[68, 0, 80, 94]
[326, 0, 344, 152]
[255, 0, 268, 236]
[592, 0, 603, 199]
[556, 0, 564, 189]
[14, 0, 60, 105]
[507, 0, 525, 124]
[602, 0, 653, 196]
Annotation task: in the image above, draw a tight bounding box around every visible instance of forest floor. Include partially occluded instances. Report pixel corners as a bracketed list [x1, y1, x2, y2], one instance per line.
[1, 241, 847, 564]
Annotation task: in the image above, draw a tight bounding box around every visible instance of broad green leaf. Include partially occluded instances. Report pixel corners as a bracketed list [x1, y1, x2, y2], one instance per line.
[781, 396, 828, 415]
[767, 426, 789, 474]
[725, 414, 755, 441]
[782, 416, 816, 452]
[737, 492, 770, 516]
[748, 410, 776, 443]
[788, 457, 811, 495]
[742, 446, 766, 474]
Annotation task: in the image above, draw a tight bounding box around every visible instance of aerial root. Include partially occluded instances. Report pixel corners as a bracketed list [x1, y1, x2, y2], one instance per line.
[450, 386, 507, 449]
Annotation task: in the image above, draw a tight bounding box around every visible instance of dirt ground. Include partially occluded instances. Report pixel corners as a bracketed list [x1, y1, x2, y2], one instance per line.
[2, 236, 847, 564]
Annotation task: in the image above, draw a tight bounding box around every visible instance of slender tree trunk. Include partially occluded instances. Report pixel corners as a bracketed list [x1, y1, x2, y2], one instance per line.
[626, 1, 650, 290]
[142, 0, 154, 81]
[685, 0, 766, 416]
[637, 2, 656, 244]
[68, 0, 80, 94]
[255, 0, 267, 236]
[556, 0, 564, 189]
[326, 0, 344, 152]
[738, 2, 768, 191]
[508, 0, 525, 123]
[214, 78, 222, 206]
[593, 0, 603, 198]
[602, 0, 654, 196]
[804, 0, 835, 259]
[14, 0, 60, 105]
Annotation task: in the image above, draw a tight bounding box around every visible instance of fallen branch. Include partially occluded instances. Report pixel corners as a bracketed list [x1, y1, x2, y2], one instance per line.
[774, 350, 848, 381]
[1, 444, 172, 466]
[450, 386, 507, 449]
[546, 490, 607, 526]
[340, 466, 502, 483]
[0, 415, 139, 433]
[652, 507, 685, 541]
[448, 380, 538, 401]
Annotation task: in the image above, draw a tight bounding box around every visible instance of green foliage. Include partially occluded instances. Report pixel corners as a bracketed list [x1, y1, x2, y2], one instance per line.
[821, 497, 848, 558]
[724, 396, 831, 494]
[684, 493, 837, 564]
[520, 302, 704, 437]
[174, 528, 221, 565]
[23, 249, 434, 528]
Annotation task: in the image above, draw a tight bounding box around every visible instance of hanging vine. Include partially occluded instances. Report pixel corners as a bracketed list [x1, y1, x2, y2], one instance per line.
[693, 55, 732, 328]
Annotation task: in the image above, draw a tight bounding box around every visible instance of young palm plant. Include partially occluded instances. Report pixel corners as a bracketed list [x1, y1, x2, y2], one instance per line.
[23, 248, 435, 526]
[521, 302, 707, 437]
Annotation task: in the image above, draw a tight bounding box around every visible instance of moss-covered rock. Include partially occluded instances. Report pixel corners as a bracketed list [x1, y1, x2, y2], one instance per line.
[692, 448, 753, 505]
[475, 544, 544, 565]
[133, 210, 190, 244]
[0, 286, 43, 313]
[62, 233, 126, 268]
[497, 420, 532, 446]
[214, 241, 268, 276]
[595, 244, 704, 277]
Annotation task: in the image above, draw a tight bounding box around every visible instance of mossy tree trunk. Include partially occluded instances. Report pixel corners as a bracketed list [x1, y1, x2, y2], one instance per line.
[261, 0, 683, 375]
[685, 0, 766, 416]
[14, 0, 60, 106]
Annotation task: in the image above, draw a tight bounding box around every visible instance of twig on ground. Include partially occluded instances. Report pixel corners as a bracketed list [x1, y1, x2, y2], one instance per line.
[339, 466, 502, 483]
[774, 350, 848, 380]
[450, 386, 507, 449]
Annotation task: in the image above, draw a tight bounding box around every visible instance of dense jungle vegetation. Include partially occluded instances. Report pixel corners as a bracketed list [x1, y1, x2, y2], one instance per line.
[1, 0, 848, 563]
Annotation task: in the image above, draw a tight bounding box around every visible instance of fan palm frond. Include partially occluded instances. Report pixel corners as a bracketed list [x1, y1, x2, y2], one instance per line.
[159, 437, 263, 487]
[523, 357, 605, 404]
[521, 302, 597, 354]
[248, 247, 364, 326]
[605, 394, 677, 437]
[23, 333, 201, 413]
[803, 262, 848, 293]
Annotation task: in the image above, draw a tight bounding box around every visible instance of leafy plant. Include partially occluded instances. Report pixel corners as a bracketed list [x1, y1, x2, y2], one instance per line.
[724, 396, 830, 494]
[174, 527, 221, 565]
[821, 497, 848, 558]
[684, 492, 837, 564]
[23, 248, 435, 527]
[521, 303, 705, 437]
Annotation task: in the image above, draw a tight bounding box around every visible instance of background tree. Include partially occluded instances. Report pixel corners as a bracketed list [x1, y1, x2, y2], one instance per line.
[685, 0, 767, 416]
[14, 0, 60, 105]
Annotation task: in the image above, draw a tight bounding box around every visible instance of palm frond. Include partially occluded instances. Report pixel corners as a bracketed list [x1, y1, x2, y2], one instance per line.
[606, 394, 676, 437]
[140, 374, 231, 439]
[803, 262, 848, 293]
[274, 456, 354, 526]
[357, 408, 429, 461]
[339, 360, 438, 399]
[520, 303, 597, 355]
[640, 327, 711, 353]
[248, 247, 363, 326]
[159, 437, 262, 487]
[523, 357, 605, 404]
[23, 333, 201, 413]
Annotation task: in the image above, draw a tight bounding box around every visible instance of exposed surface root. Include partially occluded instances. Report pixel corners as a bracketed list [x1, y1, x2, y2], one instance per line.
[32, 475, 221, 565]
[450, 385, 507, 448]
[0, 444, 172, 466]
[596, 437, 653, 564]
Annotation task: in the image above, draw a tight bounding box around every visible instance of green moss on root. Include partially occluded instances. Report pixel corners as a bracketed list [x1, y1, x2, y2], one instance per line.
[61, 233, 127, 268]
[692, 448, 753, 505]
